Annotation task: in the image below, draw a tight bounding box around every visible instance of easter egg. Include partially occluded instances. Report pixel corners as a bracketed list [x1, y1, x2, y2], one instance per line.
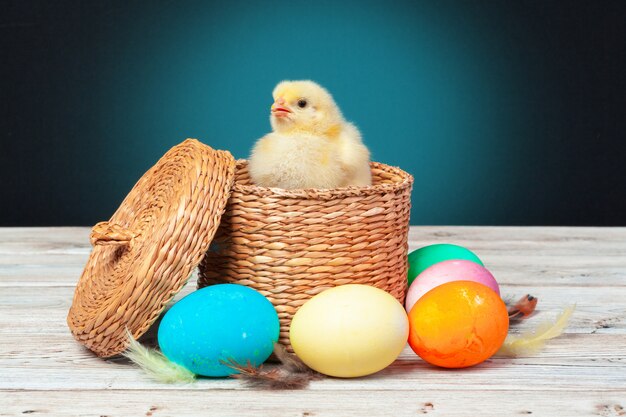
[289, 284, 409, 378]
[408, 281, 508, 368]
[407, 244, 483, 285]
[405, 260, 499, 312]
[158, 284, 279, 377]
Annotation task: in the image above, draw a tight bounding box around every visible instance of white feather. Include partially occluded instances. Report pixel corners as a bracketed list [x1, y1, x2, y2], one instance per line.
[497, 305, 575, 357]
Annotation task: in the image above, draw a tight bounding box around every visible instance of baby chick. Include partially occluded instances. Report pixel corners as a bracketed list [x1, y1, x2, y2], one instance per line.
[249, 80, 372, 189]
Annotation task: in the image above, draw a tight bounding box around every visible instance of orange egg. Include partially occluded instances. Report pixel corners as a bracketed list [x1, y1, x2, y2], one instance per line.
[408, 280, 509, 368]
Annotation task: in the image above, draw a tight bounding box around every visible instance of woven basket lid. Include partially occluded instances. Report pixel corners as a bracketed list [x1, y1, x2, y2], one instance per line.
[67, 139, 235, 357]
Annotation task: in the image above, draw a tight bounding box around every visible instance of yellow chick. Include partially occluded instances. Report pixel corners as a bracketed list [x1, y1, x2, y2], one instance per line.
[249, 80, 372, 189]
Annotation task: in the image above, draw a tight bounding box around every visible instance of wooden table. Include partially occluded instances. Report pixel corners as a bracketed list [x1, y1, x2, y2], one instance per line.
[1, 227, 625, 416]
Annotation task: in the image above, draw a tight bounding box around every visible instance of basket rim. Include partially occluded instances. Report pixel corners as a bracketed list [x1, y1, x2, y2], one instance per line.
[231, 160, 414, 199]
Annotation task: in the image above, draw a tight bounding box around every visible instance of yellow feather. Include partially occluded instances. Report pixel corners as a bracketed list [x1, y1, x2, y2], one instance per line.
[497, 305, 575, 357]
[122, 330, 196, 383]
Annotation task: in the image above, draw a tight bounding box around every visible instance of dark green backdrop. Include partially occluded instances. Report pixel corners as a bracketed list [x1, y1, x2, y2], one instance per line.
[2, 1, 625, 226]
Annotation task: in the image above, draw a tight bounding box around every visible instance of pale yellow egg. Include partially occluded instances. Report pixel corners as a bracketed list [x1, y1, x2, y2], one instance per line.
[289, 284, 409, 378]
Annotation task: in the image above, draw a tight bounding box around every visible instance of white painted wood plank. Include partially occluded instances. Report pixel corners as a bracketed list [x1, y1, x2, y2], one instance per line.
[2, 226, 625, 257]
[2, 332, 626, 370]
[0, 227, 90, 243]
[1, 227, 625, 287]
[1, 226, 623, 246]
[0, 283, 623, 335]
[1, 359, 625, 393]
[2, 256, 624, 288]
[2, 334, 625, 391]
[3, 389, 626, 417]
[408, 226, 626, 247]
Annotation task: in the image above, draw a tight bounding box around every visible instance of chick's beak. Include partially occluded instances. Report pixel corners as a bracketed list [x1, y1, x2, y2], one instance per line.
[271, 97, 291, 117]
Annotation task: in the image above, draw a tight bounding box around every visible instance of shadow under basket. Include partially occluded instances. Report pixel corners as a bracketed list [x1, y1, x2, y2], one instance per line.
[198, 160, 413, 349]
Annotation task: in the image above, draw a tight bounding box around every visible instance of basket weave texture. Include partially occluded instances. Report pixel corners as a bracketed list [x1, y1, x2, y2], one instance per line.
[67, 139, 235, 357]
[198, 160, 413, 348]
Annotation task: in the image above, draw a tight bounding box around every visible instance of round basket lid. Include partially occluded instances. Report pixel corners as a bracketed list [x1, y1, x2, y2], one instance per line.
[67, 139, 235, 357]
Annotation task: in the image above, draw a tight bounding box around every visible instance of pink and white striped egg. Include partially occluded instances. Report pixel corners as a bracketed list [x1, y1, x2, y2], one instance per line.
[405, 260, 500, 313]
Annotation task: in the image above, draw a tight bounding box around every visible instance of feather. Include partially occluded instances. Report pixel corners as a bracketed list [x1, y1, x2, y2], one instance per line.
[497, 305, 575, 357]
[224, 359, 316, 390]
[507, 294, 539, 322]
[222, 344, 321, 390]
[122, 330, 196, 384]
[272, 343, 313, 373]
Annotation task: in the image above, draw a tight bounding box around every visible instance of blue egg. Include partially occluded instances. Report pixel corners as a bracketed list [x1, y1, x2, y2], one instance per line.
[158, 284, 279, 377]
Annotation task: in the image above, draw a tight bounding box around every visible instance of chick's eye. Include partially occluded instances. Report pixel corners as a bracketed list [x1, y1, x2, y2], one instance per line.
[297, 99, 307, 108]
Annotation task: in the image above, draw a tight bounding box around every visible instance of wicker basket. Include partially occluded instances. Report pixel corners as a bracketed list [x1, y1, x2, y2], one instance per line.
[198, 160, 413, 348]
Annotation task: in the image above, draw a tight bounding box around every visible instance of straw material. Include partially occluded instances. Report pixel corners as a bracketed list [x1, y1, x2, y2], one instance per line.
[67, 139, 235, 357]
[198, 160, 413, 349]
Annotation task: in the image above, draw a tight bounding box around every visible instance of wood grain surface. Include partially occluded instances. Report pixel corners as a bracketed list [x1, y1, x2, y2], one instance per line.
[1, 227, 625, 416]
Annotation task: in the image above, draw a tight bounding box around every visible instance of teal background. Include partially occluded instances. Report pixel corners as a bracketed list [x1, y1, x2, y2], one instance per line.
[2, 1, 625, 225]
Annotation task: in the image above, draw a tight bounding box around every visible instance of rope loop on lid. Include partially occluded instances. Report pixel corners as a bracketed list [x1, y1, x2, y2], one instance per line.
[90, 221, 135, 247]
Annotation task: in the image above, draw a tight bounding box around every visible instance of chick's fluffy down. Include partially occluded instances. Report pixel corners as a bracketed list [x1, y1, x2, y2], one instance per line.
[249, 80, 372, 190]
[250, 123, 371, 189]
